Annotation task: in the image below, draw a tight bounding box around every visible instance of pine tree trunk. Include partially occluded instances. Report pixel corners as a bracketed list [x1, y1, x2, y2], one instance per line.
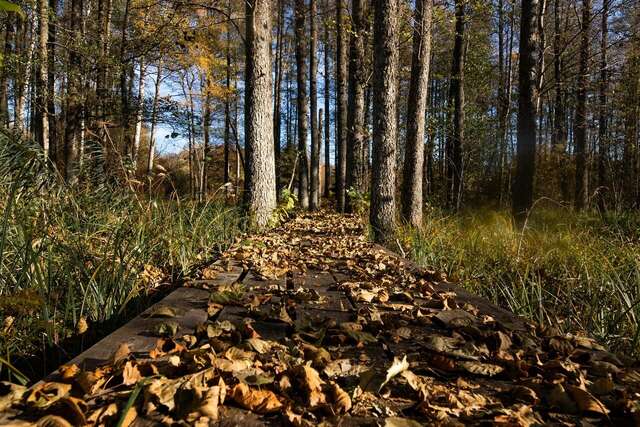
[445, 0, 465, 211]
[37, 0, 50, 160]
[309, 0, 320, 210]
[273, 0, 284, 192]
[370, 0, 399, 245]
[335, 0, 348, 212]
[224, 0, 232, 200]
[295, 0, 310, 209]
[201, 76, 211, 202]
[132, 58, 145, 170]
[63, 0, 82, 179]
[597, 0, 608, 212]
[323, 0, 331, 198]
[244, 0, 277, 228]
[513, 0, 539, 222]
[345, 0, 367, 211]
[146, 61, 162, 175]
[574, 0, 591, 211]
[401, 0, 432, 227]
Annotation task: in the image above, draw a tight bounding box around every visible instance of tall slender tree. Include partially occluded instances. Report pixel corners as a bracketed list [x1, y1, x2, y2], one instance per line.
[36, 0, 50, 159]
[323, 0, 331, 198]
[597, 0, 609, 211]
[335, 0, 348, 212]
[295, 0, 310, 209]
[244, 0, 277, 228]
[310, 0, 320, 210]
[574, 0, 591, 211]
[445, 0, 466, 211]
[345, 0, 367, 210]
[370, 0, 399, 245]
[513, 0, 539, 222]
[401, 0, 432, 226]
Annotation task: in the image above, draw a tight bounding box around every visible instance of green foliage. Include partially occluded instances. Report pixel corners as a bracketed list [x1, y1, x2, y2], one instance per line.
[0, 131, 240, 379]
[403, 206, 640, 355]
[346, 187, 370, 217]
[269, 189, 298, 227]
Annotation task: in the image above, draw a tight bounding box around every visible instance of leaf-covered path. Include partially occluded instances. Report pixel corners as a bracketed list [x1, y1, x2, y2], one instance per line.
[3, 212, 640, 426]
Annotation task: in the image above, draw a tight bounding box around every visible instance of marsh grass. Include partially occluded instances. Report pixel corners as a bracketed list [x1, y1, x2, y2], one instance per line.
[404, 206, 640, 354]
[0, 130, 240, 382]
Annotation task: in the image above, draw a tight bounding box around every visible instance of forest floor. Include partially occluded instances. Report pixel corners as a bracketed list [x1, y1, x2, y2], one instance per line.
[2, 211, 640, 426]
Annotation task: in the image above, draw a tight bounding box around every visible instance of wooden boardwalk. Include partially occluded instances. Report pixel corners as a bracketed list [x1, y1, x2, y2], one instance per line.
[2, 212, 638, 426]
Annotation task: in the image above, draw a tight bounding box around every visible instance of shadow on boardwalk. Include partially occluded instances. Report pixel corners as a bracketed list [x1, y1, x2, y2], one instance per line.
[2, 212, 638, 426]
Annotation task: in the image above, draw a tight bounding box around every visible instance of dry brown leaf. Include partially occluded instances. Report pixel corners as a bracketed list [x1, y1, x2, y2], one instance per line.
[380, 355, 409, 390]
[289, 365, 326, 407]
[458, 361, 504, 377]
[122, 361, 142, 386]
[567, 385, 609, 416]
[36, 415, 72, 427]
[26, 382, 72, 408]
[0, 382, 27, 412]
[76, 369, 107, 395]
[119, 406, 137, 427]
[229, 383, 283, 414]
[328, 381, 351, 414]
[86, 403, 118, 425]
[111, 342, 131, 364]
[58, 364, 80, 382]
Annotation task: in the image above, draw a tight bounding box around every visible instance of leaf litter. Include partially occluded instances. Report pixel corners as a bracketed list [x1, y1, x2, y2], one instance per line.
[3, 212, 640, 425]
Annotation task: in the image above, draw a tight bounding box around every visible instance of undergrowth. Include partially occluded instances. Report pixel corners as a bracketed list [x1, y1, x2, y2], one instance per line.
[0, 130, 240, 382]
[403, 206, 640, 355]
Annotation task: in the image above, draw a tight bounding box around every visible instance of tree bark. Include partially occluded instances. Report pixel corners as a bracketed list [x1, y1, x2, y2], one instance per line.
[370, 0, 399, 245]
[244, 0, 277, 228]
[63, 0, 82, 179]
[323, 0, 331, 198]
[36, 0, 50, 160]
[335, 0, 348, 212]
[295, 0, 309, 209]
[132, 58, 145, 170]
[0, 15, 13, 125]
[273, 0, 284, 192]
[224, 0, 232, 200]
[146, 61, 162, 175]
[574, 0, 590, 211]
[401, 0, 432, 227]
[513, 0, 539, 222]
[200, 76, 211, 202]
[553, 0, 570, 202]
[445, 0, 465, 211]
[597, 0, 608, 211]
[310, 0, 320, 210]
[345, 0, 368, 211]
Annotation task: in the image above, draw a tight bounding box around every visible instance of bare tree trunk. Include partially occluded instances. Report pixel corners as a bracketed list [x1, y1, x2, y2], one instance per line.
[47, 0, 58, 166]
[0, 15, 13, 125]
[445, 0, 465, 211]
[63, 0, 82, 179]
[309, 0, 320, 210]
[244, 0, 277, 228]
[295, 0, 309, 209]
[15, 18, 35, 131]
[36, 0, 50, 160]
[146, 61, 162, 175]
[552, 0, 570, 202]
[370, 0, 399, 245]
[597, 0, 608, 211]
[345, 0, 367, 211]
[132, 58, 145, 170]
[323, 0, 331, 198]
[273, 0, 284, 192]
[200, 76, 211, 202]
[224, 0, 232, 200]
[574, 0, 591, 211]
[401, 0, 432, 227]
[513, 0, 539, 222]
[335, 0, 348, 212]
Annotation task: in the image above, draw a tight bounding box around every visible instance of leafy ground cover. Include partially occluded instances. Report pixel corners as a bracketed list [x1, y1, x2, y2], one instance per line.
[404, 207, 640, 355]
[3, 212, 640, 426]
[0, 133, 240, 383]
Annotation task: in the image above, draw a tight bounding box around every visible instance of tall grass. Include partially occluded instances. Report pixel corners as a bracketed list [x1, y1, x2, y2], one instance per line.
[404, 206, 640, 355]
[0, 130, 240, 381]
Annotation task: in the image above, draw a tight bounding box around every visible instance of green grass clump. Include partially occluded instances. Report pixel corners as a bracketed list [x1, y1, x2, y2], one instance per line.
[404, 206, 640, 354]
[0, 130, 240, 381]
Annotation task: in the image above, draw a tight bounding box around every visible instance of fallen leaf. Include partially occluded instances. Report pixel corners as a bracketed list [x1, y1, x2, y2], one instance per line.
[289, 365, 326, 407]
[122, 361, 142, 386]
[26, 382, 71, 408]
[229, 383, 282, 414]
[111, 342, 131, 364]
[36, 415, 72, 427]
[459, 361, 504, 377]
[380, 355, 409, 390]
[384, 417, 423, 427]
[328, 381, 351, 414]
[567, 385, 609, 416]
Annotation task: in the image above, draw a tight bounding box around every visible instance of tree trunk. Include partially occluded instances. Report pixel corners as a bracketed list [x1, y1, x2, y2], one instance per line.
[0, 15, 13, 125]
[146, 61, 162, 175]
[244, 0, 277, 228]
[224, 0, 232, 200]
[553, 0, 570, 202]
[597, 0, 608, 211]
[36, 0, 50, 160]
[47, 0, 58, 166]
[295, 0, 309, 209]
[513, 0, 539, 222]
[574, 0, 590, 211]
[335, 0, 348, 212]
[132, 58, 145, 170]
[309, 0, 320, 210]
[200, 76, 211, 202]
[63, 0, 82, 179]
[323, 0, 331, 198]
[445, 0, 465, 211]
[370, 0, 399, 245]
[401, 0, 432, 227]
[345, 0, 368, 211]
[273, 0, 284, 192]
